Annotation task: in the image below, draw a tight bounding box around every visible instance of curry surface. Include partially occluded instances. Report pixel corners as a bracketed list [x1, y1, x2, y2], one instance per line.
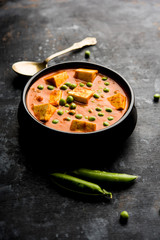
[26, 69, 129, 132]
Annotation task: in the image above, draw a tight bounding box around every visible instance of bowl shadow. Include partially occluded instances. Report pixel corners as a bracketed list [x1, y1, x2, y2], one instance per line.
[18, 122, 130, 176]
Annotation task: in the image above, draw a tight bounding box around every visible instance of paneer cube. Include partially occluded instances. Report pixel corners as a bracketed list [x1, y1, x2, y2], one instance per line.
[107, 93, 126, 110]
[70, 119, 96, 132]
[49, 89, 62, 106]
[74, 68, 98, 82]
[68, 87, 94, 104]
[44, 71, 69, 87]
[33, 103, 56, 121]
[85, 121, 97, 132]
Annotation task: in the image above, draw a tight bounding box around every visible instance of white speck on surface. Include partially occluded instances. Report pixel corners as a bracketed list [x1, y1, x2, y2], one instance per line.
[0, 152, 15, 174]
[136, 96, 152, 107]
[154, 78, 160, 92]
[82, 217, 109, 240]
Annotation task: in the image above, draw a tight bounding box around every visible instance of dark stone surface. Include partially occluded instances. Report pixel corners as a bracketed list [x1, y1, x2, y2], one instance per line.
[1, 0, 160, 239]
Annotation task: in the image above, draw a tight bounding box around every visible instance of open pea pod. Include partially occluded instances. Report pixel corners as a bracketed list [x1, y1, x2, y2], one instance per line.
[51, 173, 112, 199]
[72, 168, 138, 183]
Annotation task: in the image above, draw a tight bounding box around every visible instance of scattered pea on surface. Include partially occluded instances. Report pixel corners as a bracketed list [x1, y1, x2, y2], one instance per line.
[102, 76, 108, 81]
[120, 211, 129, 220]
[52, 119, 59, 124]
[57, 110, 64, 116]
[47, 85, 54, 90]
[93, 93, 100, 99]
[88, 116, 96, 121]
[70, 103, 77, 109]
[153, 93, 160, 102]
[85, 50, 90, 58]
[108, 116, 114, 121]
[66, 95, 74, 103]
[59, 98, 66, 106]
[60, 85, 68, 90]
[105, 107, 112, 112]
[98, 112, 104, 117]
[75, 114, 83, 119]
[86, 82, 92, 87]
[37, 84, 44, 90]
[103, 121, 109, 126]
[65, 103, 70, 107]
[103, 87, 110, 93]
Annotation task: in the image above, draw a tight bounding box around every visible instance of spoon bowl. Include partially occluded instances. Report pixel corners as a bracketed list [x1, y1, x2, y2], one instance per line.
[12, 61, 47, 76]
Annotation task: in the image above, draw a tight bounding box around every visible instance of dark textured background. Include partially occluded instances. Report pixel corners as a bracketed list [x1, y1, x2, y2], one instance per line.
[1, 0, 160, 239]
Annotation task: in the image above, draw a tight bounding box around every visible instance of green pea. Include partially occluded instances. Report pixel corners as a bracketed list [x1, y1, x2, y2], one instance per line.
[65, 82, 72, 87]
[86, 82, 92, 87]
[103, 88, 110, 93]
[47, 85, 54, 90]
[66, 95, 74, 103]
[93, 93, 100, 99]
[79, 83, 85, 87]
[70, 103, 77, 109]
[50, 173, 112, 198]
[105, 107, 112, 112]
[120, 211, 129, 219]
[68, 110, 76, 115]
[75, 114, 83, 119]
[70, 83, 77, 89]
[98, 112, 104, 117]
[104, 81, 110, 86]
[108, 116, 114, 121]
[65, 103, 70, 107]
[59, 98, 66, 106]
[57, 110, 64, 116]
[64, 117, 71, 121]
[103, 121, 109, 126]
[102, 76, 108, 81]
[37, 84, 44, 90]
[88, 116, 96, 121]
[60, 85, 68, 90]
[153, 93, 160, 102]
[88, 109, 93, 113]
[85, 50, 91, 58]
[95, 107, 102, 111]
[52, 119, 59, 124]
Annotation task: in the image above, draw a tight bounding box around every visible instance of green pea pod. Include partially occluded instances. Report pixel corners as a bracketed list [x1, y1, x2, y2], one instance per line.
[51, 173, 112, 199]
[72, 168, 138, 183]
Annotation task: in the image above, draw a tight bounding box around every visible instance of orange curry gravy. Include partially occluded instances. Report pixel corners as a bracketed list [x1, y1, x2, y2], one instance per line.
[26, 69, 129, 133]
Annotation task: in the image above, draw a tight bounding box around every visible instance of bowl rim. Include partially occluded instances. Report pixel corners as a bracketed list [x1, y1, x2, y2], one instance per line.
[22, 61, 135, 135]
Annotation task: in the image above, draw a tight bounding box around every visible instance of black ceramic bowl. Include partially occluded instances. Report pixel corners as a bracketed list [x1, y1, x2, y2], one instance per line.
[18, 61, 137, 154]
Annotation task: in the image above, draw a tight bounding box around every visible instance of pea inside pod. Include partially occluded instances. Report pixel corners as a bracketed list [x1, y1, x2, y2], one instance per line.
[51, 173, 112, 198]
[72, 168, 138, 183]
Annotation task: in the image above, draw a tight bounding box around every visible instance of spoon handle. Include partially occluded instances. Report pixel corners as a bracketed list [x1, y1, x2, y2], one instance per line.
[44, 37, 97, 64]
